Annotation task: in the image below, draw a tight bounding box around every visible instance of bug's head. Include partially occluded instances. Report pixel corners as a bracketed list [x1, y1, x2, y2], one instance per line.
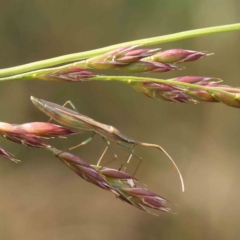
[31, 96, 63, 120]
[30, 96, 87, 129]
[31, 96, 45, 111]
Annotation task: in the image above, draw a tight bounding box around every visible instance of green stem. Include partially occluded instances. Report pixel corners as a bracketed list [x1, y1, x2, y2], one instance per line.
[1, 23, 240, 78]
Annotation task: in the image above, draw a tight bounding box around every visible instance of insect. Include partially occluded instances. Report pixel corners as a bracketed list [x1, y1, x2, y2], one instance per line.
[31, 96, 184, 192]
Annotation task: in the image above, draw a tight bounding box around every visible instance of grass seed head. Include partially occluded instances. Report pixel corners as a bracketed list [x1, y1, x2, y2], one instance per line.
[3, 133, 49, 148]
[86, 46, 161, 69]
[40, 66, 95, 82]
[50, 147, 172, 215]
[52, 149, 115, 191]
[117, 187, 171, 214]
[0, 146, 20, 163]
[212, 92, 240, 108]
[0, 122, 50, 148]
[18, 122, 76, 138]
[150, 49, 212, 64]
[117, 61, 179, 73]
[130, 76, 240, 108]
[92, 166, 138, 188]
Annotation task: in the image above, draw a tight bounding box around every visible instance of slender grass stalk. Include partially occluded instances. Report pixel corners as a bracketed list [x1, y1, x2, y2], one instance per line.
[91, 75, 240, 108]
[0, 23, 240, 78]
[90, 75, 236, 94]
[0, 67, 233, 94]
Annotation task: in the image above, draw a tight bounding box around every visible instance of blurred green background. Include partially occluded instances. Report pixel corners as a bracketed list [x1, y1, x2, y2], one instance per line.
[1, 0, 240, 239]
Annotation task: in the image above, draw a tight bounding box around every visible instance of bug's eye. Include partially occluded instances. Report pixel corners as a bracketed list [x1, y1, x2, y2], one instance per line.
[109, 126, 114, 133]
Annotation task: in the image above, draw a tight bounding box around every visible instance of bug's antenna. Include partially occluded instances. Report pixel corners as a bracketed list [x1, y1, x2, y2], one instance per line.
[139, 142, 185, 192]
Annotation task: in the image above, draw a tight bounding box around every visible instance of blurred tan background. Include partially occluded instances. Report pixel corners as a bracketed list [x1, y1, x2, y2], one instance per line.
[1, 0, 240, 239]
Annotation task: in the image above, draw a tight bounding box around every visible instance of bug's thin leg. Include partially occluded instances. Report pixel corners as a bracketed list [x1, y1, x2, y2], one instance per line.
[118, 145, 135, 172]
[118, 143, 143, 173]
[126, 145, 135, 164]
[48, 100, 79, 122]
[124, 145, 135, 172]
[101, 154, 117, 168]
[132, 157, 142, 177]
[118, 144, 143, 176]
[56, 133, 95, 156]
[63, 100, 79, 112]
[98, 138, 118, 168]
[118, 144, 142, 160]
[97, 145, 108, 166]
[68, 134, 95, 151]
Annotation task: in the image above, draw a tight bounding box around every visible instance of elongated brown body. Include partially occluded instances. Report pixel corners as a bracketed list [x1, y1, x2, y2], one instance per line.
[31, 97, 136, 144]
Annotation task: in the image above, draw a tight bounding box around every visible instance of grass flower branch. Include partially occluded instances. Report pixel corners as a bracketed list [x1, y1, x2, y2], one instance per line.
[88, 75, 240, 108]
[49, 147, 171, 215]
[0, 23, 239, 77]
[0, 47, 210, 81]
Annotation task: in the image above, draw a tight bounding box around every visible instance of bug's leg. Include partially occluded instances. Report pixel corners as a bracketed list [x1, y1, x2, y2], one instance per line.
[119, 145, 142, 161]
[68, 133, 95, 151]
[62, 100, 79, 112]
[118, 145, 134, 171]
[56, 133, 95, 156]
[118, 143, 143, 175]
[98, 138, 118, 168]
[132, 157, 142, 177]
[97, 145, 108, 166]
[48, 100, 79, 122]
